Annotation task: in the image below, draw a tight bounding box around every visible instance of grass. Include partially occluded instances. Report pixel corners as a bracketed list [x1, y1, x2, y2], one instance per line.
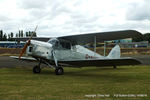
[0, 66, 150, 100]
[0, 53, 19, 56]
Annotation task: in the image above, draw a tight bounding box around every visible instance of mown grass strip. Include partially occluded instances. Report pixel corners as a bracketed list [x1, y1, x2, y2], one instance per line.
[0, 66, 149, 100]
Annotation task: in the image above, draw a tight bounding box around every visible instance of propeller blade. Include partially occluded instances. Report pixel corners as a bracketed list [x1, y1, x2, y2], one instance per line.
[29, 25, 38, 40]
[19, 25, 38, 59]
[19, 40, 30, 59]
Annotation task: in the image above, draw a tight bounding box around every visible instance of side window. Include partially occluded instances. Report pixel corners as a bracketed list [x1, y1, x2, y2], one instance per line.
[48, 38, 71, 50]
[66, 43, 71, 49]
[29, 46, 33, 52]
[60, 42, 71, 49]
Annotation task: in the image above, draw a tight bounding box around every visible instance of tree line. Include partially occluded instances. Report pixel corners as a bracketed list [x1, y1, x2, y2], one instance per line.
[0, 30, 37, 41]
[133, 33, 150, 42]
[0, 29, 150, 42]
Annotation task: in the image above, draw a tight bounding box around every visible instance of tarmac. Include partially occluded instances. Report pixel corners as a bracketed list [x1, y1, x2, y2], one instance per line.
[0, 56, 36, 68]
[0, 55, 149, 68]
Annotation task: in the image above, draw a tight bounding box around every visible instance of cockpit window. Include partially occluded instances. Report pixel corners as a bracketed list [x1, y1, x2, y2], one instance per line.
[60, 42, 71, 49]
[48, 38, 71, 49]
[48, 38, 59, 47]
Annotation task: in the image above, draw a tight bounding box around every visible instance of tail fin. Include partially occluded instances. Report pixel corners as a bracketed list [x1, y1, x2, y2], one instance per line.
[107, 45, 121, 59]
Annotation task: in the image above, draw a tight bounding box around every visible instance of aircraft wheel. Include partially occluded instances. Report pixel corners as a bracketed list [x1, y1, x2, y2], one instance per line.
[33, 65, 41, 73]
[55, 67, 64, 75]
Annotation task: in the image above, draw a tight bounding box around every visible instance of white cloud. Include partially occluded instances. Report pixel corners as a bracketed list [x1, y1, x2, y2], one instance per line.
[126, 0, 150, 21]
[0, 0, 149, 37]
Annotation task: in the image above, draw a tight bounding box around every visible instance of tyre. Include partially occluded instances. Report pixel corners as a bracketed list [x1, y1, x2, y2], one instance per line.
[33, 65, 41, 73]
[55, 67, 64, 75]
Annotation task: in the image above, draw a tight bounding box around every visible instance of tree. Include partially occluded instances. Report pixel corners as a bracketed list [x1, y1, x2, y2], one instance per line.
[143, 33, 150, 42]
[0, 30, 3, 41]
[132, 34, 144, 42]
[10, 32, 13, 38]
[3, 33, 7, 41]
[18, 30, 23, 37]
[7, 34, 11, 41]
[8, 34, 10, 39]
[25, 31, 37, 37]
[26, 32, 29, 37]
[16, 33, 18, 37]
[29, 31, 31, 36]
[20, 30, 23, 37]
[32, 31, 37, 37]
[18, 31, 21, 37]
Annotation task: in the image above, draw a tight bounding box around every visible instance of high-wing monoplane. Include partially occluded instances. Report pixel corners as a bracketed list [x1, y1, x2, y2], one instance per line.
[11, 28, 142, 75]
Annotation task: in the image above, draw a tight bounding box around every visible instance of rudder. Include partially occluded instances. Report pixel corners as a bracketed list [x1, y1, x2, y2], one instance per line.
[107, 45, 121, 59]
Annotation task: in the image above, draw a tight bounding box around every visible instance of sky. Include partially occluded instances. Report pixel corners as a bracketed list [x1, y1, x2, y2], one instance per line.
[0, 0, 150, 37]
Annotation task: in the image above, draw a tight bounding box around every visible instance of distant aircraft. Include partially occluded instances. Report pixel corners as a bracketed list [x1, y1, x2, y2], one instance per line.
[11, 27, 142, 75]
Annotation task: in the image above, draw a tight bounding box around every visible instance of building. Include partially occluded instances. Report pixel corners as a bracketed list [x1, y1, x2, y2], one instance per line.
[113, 38, 132, 43]
[0, 41, 25, 48]
[13, 37, 50, 42]
[119, 41, 149, 48]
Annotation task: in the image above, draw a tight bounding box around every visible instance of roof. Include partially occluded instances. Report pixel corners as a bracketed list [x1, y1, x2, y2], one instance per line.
[12, 37, 50, 42]
[58, 30, 142, 44]
[0, 41, 25, 43]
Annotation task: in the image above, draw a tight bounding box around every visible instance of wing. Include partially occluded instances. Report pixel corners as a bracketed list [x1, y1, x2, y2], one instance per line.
[10, 56, 141, 67]
[58, 58, 141, 67]
[58, 30, 142, 44]
[10, 56, 36, 62]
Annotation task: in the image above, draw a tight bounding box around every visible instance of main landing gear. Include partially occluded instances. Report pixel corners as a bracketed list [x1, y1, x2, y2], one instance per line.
[32, 61, 64, 75]
[55, 67, 64, 75]
[33, 65, 41, 73]
[33, 61, 41, 74]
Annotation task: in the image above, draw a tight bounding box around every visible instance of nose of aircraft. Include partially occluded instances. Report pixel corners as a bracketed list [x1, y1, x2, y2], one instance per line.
[30, 40, 52, 47]
[27, 40, 53, 59]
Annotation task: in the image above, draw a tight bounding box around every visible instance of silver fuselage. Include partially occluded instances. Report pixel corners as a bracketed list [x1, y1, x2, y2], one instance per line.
[26, 39, 107, 61]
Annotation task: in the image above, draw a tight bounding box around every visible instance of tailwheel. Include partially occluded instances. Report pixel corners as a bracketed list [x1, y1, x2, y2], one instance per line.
[113, 65, 117, 69]
[55, 67, 64, 75]
[33, 65, 41, 73]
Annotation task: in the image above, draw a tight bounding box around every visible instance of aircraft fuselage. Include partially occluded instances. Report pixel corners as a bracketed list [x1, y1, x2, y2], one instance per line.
[26, 39, 105, 61]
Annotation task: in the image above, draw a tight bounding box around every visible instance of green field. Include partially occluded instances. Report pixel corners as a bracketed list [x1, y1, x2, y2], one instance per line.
[0, 66, 150, 100]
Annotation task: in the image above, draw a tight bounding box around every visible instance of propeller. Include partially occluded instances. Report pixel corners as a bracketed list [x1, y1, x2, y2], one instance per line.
[19, 25, 38, 59]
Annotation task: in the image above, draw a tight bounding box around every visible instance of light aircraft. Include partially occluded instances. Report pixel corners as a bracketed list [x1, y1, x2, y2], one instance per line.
[11, 27, 142, 75]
